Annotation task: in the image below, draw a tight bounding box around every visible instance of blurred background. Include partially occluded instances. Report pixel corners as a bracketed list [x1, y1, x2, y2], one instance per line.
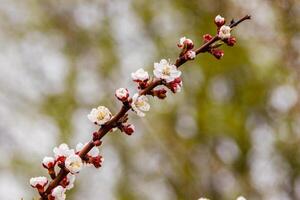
[0, 0, 299, 200]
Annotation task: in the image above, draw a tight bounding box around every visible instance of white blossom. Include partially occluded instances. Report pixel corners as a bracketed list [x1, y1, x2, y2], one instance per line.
[218, 25, 231, 39]
[115, 88, 129, 101]
[65, 154, 83, 174]
[42, 156, 55, 168]
[76, 142, 99, 157]
[131, 68, 149, 81]
[153, 59, 181, 83]
[131, 93, 150, 117]
[51, 185, 66, 200]
[198, 198, 210, 200]
[53, 143, 74, 160]
[30, 176, 48, 188]
[65, 173, 76, 190]
[87, 106, 112, 125]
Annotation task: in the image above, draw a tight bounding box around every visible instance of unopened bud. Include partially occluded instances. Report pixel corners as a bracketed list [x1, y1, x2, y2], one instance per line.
[115, 88, 129, 102]
[178, 37, 194, 50]
[184, 50, 196, 60]
[203, 34, 213, 43]
[225, 36, 236, 46]
[122, 124, 135, 135]
[214, 15, 225, 27]
[211, 49, 224, 59]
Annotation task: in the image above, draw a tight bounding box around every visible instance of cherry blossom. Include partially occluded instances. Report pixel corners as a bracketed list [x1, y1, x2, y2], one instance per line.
[131, 93, 150, 117]
[218, 25, 231, 39]
[65, 154, 83, 174]
[87, 106, 112, 125]
[153, 59, 181, 83]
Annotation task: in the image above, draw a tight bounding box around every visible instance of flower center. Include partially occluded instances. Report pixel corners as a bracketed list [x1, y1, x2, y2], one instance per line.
[71, 161, 81, 169]
[136, 100, 145, 108]
[162, 66, 171, 76]
[97, 111, 106, 121]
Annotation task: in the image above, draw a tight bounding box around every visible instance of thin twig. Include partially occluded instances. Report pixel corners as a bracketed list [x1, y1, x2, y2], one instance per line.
[41, 14, 251, 199]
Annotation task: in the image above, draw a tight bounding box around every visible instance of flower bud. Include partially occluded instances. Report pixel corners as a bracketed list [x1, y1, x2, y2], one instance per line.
[42, 156, 56, 169]
[203, 34, 213, 43]
[53, 143, 75, 164]
[184, 50, 196, 60]
[167, 77, 183, 93]
[122, 124, 135, 135]
[115, 88, 129, 102]
[153, 88, 167, 99]
[178, 37, 194, 50]
[60, 174, 76, 190]
[210, 49, 224, 59]
[131, 68, 149, 82]
[225, 36, 236, 46]
[214, 15, 225, 27]
[51, 185, 66, 200]
[91, 155, 104, 168]
[30, 176, 48, 192]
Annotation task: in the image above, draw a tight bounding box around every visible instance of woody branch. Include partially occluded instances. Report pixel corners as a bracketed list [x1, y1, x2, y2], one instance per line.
[29, 14, 251, 200]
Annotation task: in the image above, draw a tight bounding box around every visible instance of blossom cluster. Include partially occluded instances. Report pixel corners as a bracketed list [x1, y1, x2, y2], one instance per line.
[203, 15, 237, 59]
[30, 143, 103, 199]
[89, 58, 183, 120]
[30, 57, 183, 199]
[30, 14, 250, 200]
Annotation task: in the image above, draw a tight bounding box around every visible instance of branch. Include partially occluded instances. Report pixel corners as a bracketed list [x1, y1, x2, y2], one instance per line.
[29, 14, 251, 200]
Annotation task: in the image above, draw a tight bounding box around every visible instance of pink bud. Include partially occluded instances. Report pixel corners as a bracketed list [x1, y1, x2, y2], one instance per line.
[184, 39, 194, 50]
[225, 36, 236, 46]
[214, 15, 225, 27]
[137, 80, 149, 90]
[91, 155, 103, 168]
[122, 124, 135, 135]
[178, 37, 194, 50]
[42, 157, 56, 169]
[153, 88, 167, 99]
[115, 88, 129, 102]
[210, 49, 224, 59]
[184, 50, 196, 60]
[203, 34, 213, 43]
[60, 176, 69, 188]
[167, 77, 183, 93]
[30, 176, 48, 192]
